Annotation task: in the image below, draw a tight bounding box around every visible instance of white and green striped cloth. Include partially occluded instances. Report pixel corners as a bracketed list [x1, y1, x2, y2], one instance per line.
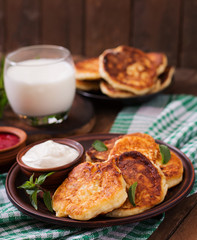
[1, 94, 197, 239]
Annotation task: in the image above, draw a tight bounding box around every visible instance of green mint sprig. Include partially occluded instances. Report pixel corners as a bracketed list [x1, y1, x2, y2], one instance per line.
[18, 172, 54, 212]
[159, 144, 171, 164]
[128, 182, 138, 207]
[0, 57, 8, 118]
[92, 140, 108, 152]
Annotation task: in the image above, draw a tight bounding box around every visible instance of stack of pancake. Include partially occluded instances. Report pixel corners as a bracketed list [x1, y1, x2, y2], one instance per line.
[75, 45, 174, 98]
[52, 133, 183, 220]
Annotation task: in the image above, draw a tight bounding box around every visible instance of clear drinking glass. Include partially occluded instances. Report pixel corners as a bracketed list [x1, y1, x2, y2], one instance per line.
[4, 45, 76, 126]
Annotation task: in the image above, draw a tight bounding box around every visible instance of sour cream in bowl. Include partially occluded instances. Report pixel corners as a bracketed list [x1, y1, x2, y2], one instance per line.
[17, 138, 84, 186]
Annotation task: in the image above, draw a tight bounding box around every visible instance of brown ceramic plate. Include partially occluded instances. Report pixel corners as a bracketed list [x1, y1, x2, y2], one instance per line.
[6, 133, 194, 228]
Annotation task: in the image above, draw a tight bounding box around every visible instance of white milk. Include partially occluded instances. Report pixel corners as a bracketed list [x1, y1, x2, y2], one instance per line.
[4, 58, 75, 116]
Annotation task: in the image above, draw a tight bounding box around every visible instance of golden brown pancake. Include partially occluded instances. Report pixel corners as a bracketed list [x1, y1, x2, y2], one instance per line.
[100, 78, 161, 98]
[100, 80, 135, 98]
[148, 78, 161, 93]
[147, 52, 168, 75]
[52, 159, 127, 220]
[106, 151, 168, 217]
[99, 65, 173, 98]
[109, 133, 160, 163]
[86, 136, 121, 163]
[76, 79, 100, 91]
[159, 66, 175, 91]
[147, 66, 174, 93]
[99, 69, 171, 97]
[75, 57, 101, 80]
[99, 45, 157, 95]
[86, 133, 158, 163]
[109, 133, 183, 189]
[86, 133, 183, 189]
[157, 151, 183, 188]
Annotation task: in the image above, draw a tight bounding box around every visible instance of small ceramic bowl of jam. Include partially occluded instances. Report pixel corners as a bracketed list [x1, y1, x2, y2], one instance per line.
[17, 138, 84, 186]
[0, 126, 27, 167]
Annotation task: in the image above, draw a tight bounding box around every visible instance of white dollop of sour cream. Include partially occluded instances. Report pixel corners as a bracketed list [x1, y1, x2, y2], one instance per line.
[22, 140, 79, 169]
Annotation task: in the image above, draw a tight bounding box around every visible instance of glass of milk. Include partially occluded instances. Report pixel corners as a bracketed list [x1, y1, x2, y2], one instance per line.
[4, 45, 76, 125]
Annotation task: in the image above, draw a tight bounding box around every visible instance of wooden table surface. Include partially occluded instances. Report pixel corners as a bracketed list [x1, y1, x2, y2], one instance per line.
[90, 68, 197, 240]
[2, 68, 197, 239]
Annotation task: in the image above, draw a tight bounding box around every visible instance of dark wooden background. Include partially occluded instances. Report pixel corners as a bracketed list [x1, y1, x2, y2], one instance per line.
[0, 0, 197, 68]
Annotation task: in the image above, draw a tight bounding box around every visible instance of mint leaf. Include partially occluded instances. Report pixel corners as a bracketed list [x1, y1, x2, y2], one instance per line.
[0, 57, 5, 88]
[29, 174, 34, 184]
[18, 172, 54, 212]
[128, 182, 138, 207]
[18, 181, 36, 190]
[0, 57, 8, 118]
[43, 191, 53, 212]
[26, 189, 39, 195]
[159, 144, 171, 164]
[35, 172, 54, 185]
[30, 190, 38, 210]
[92, 140, 108, 152]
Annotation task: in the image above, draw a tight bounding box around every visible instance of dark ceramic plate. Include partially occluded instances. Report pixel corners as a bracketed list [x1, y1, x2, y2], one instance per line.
[6, 133, 194, 228]
[77, 89, 161, 105]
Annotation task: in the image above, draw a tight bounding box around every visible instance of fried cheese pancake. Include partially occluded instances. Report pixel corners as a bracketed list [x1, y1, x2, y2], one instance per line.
[148, 78, 161, 93]
[100, 78, 162, 98]
[157, 151, 183, 188]
[75, 57, 101, 80]
[85, 133, 158, 163]
[86, 133, 183, 189]
[100, 67, 172, 98]
[109, 133, 183, 189]
[86, 136, 121, 162]
[99, 45, 157, 95]
[109, 133, 160, 163]
[106, 151, 168, 217]
[147, 52, 168, 75]
[52, 160, 127, 220]
[159, 66, 175, 91]
[99, 63, 173, 98]
[76, 79, 100, 91]
[108, 133, 183, 189]
[100, 80, 135, 98]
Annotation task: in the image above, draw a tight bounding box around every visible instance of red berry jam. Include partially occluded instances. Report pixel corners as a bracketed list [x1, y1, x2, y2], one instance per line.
[0, 132, 20, 150]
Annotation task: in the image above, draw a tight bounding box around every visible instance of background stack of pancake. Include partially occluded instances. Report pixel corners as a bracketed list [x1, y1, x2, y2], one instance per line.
[75, 45, 174, 98]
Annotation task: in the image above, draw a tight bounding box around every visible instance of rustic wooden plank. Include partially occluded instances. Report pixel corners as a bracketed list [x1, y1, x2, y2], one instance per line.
[85, 0, 131, 57]
[133, 0, 181, 67]
[167, 68, 197, 95]
[149, 193, 197, 240]
[5, 0, 40, 53]
[42, 0, 84, 55]
[180, 0, 197, 68]
[170, 199, 197, 240]
[42, 0, 68, 46]
[0, 0, 5, 53]
[66, 0, 84, 55]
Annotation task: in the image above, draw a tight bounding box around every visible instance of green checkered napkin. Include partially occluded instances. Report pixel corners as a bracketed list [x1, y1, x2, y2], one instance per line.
[1, 94, 197, 240]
